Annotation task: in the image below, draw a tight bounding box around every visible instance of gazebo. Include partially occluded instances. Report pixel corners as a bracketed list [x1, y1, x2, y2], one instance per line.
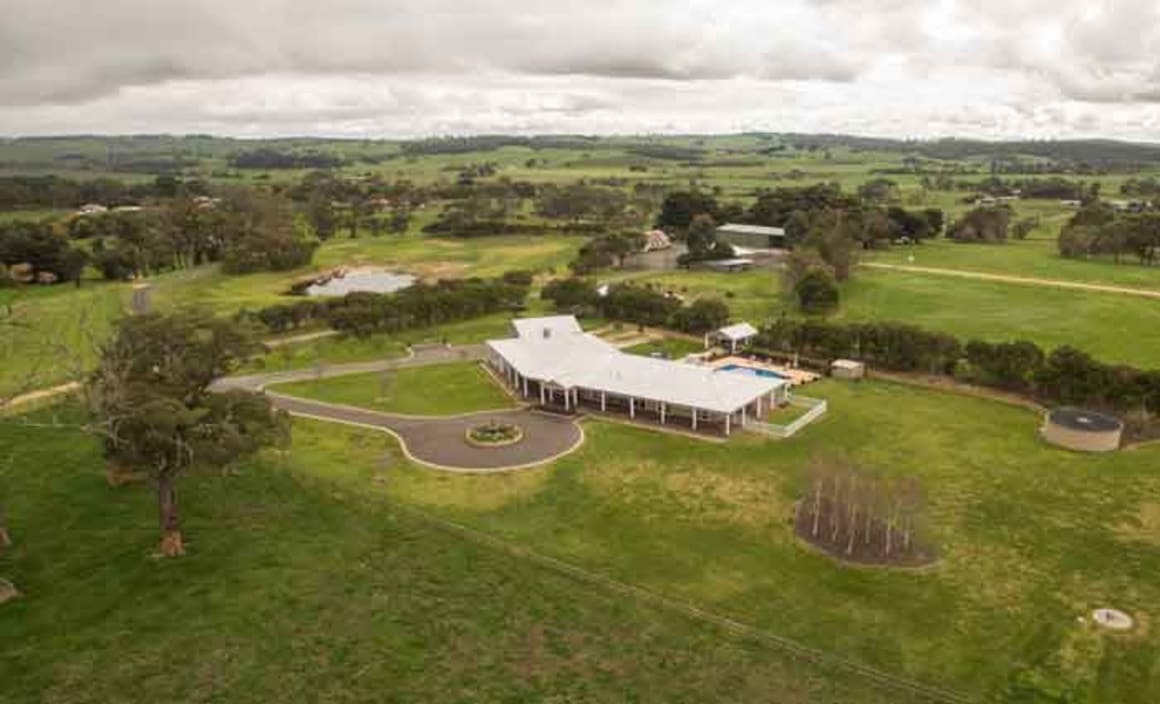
[707, 322, 759, 353]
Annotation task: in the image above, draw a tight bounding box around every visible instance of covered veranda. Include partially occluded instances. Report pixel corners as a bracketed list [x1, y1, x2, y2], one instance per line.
[488, 353, 786, 437]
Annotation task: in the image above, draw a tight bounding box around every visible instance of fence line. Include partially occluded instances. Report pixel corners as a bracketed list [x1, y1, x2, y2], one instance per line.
[749, 395, 828, 438]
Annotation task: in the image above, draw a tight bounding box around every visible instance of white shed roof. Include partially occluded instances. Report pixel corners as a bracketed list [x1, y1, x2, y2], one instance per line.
[489, 316, 782, 414]
[717, 223, 787, 236]
[715, 322, 759, 341]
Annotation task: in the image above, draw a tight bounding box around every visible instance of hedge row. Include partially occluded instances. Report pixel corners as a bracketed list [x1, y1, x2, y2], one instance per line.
[756, 318, 1160, 415]
[247, 276, 529, 338]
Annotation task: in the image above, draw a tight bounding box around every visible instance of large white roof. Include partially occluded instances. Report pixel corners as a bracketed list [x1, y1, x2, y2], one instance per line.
[488, 316, 783, 414]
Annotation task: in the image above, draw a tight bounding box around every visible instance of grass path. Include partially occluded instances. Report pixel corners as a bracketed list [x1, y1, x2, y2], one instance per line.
[863, 262, 1160, 298]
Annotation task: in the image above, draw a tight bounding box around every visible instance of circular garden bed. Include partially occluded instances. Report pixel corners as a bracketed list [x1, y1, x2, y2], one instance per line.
[465, 421, 524, 448]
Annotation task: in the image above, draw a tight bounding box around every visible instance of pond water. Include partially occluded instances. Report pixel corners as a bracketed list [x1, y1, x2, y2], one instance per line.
[304, 270, 416, 297]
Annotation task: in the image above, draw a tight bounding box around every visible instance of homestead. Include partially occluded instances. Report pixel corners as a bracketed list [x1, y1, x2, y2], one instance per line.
[486, 316, 789, 436]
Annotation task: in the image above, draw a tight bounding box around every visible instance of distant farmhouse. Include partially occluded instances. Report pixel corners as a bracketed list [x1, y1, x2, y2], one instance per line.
[715, 223, 789, 251]
[642, 229, 672, 252]
[486, 316, 788, 436]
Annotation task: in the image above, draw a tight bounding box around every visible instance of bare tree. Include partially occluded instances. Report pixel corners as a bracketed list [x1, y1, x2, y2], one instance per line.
[807, 461, 828, 538]
[846, 473, 860, 555]
[899, 478, 924, 553]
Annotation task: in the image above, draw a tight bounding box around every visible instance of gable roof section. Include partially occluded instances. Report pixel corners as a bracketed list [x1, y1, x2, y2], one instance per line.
[512, 315, 582, 340]
[489, 316, 783, 414]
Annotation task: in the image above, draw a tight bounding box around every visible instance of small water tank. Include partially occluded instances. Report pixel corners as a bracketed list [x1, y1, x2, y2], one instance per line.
[1041, 407, 1123, 453]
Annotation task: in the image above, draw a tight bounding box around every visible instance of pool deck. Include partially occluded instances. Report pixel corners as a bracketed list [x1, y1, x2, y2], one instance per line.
[710, 356, 821, 387]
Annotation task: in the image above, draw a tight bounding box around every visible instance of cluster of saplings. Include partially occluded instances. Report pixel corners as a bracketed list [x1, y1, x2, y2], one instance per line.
[756, 317, 1160, 421]
[541, 277, 730, 335]
[246, 273, 532, 337]
[1058, 202, 1160, 266]
[797, 463, 932, 567]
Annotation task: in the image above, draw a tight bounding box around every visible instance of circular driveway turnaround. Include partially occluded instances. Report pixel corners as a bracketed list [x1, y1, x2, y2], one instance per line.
[268, 393, 583, 472]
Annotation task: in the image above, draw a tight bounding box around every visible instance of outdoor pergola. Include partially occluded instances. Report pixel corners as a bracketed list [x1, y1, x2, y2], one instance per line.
[487, 316, 787, 436]
[706, 322, 759, 354]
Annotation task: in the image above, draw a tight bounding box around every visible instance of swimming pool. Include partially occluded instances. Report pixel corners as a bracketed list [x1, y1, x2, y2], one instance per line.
[718, 364, 789, 380]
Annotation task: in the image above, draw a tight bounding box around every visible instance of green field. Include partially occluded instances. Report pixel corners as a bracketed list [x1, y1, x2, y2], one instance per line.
[0, 281, 127, 398]
[5, 378, 1155, 701]
[341, 378, 1160, 702]
[271, 362, 515, 416]
[869, 238, 1160, 290]
[0, 411, 902, 704]
[620, 268, 1160, 368]
[5, 133, 1160, 703]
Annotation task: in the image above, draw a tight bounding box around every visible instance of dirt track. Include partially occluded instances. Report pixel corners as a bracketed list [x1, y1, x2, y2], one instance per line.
[862, 262, 1160, 299]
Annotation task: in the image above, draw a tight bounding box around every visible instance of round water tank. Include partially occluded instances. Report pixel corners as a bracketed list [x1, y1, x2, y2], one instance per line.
[1042, 408, 1123, 453]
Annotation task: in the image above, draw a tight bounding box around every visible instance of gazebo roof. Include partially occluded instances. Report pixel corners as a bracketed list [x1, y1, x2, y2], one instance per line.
[715, 322, 759, 341]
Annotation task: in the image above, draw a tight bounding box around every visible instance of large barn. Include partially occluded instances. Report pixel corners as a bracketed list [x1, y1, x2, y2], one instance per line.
[486, 316, 789, 436]
[715, 223, 789, 250]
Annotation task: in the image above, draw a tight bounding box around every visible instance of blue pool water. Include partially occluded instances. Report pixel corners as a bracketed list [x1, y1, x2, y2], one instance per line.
[719, 364, 788, 380]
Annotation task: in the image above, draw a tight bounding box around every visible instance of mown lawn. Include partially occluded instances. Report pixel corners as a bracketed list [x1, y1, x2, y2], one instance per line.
[304, 379, 1159, 703]
[271, 362, 515, 416]
[0, 412, 901, 704]
[622, 337, 705, 359]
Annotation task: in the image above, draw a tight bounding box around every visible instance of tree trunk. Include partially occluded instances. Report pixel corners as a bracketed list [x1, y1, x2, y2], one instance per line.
[157, 476, 184, 557]
[811, 479, 822, 537]
[0, 501, 10, 552]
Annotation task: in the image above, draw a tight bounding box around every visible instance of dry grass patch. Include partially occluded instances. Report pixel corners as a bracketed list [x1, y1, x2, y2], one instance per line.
[389, 466, 553, 513]
[584, 459, 791, 530]
[1116, 502, 1160, 547]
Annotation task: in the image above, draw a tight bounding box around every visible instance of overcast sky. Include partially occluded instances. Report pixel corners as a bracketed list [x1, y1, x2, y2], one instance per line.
[1, 0, 1158, 140]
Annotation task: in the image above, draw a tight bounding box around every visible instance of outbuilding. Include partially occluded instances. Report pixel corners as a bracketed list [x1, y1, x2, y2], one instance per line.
[715, 223, 789, 250]
[831, 359, 865, 380]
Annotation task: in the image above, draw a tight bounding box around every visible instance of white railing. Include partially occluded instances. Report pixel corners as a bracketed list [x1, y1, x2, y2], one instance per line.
[747, 396, 828, 438]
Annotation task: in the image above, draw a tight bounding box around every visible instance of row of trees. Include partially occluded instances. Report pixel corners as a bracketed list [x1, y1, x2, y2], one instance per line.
[0, 174, 207, 211]
[570, 232, 646, 274]
[248, 276, 530, 337]
[1, 190, 319, 284]
[541, 278, 730, 334]
[656, 186, 944, 247]
[0, 220, 88, 285]
[755, 317, 1160, 416]
[1058, 204, 1160, 265]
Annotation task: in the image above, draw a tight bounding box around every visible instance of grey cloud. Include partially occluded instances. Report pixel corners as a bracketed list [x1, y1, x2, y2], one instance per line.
[0, 0, 867, 107]
[1, 0, 1159, 137]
